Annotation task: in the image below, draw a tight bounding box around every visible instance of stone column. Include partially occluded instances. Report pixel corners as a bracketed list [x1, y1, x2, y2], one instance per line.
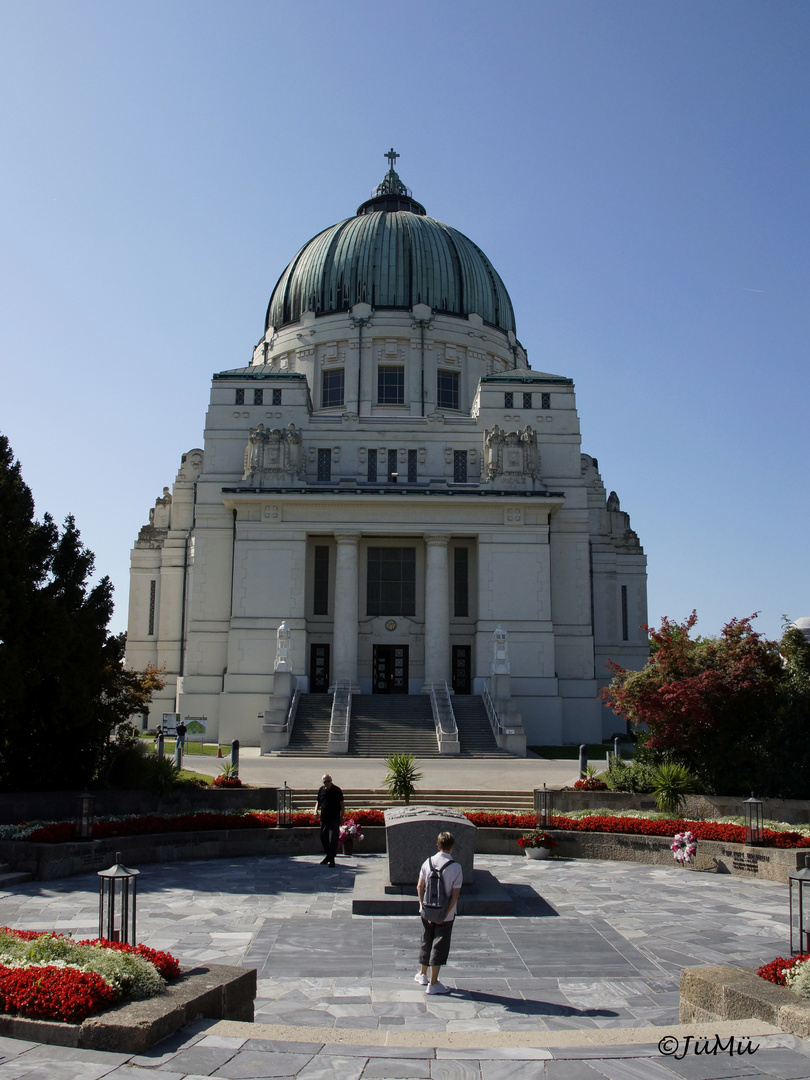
[332, 533, 360, 687]
[423, 534, 451, 687]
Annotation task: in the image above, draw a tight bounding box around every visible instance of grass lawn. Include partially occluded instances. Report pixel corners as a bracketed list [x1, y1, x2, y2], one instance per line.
[139, 734, 231, 756]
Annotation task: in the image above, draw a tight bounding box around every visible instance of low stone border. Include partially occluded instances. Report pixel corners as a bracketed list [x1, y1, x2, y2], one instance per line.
[0, 964, 255, 1053]
[1, 826, 807, 883]
[680, 965, 810, 1039]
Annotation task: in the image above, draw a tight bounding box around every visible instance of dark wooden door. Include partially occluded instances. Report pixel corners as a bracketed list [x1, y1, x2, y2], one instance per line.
[310, 644, 330, 692]
[452, 645, 471, 694]
[373, 644, 409, 693]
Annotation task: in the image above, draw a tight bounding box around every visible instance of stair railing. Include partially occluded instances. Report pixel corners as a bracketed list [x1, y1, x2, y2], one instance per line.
[429, 681, 460, 755]
[482, 681, 505, 738]
[285, 687, 301, 737]
[328, 680, 352, 754]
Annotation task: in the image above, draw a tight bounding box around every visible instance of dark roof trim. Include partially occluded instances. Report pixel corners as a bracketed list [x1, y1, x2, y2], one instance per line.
[221, 486, 565, 498]
[480, 374, 573, 386]
[213, 370, 308, 381]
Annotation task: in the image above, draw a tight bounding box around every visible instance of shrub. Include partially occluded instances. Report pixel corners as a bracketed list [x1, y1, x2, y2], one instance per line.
[383, 753, 422, 804]
[605, 758, 656, 793]
[144, 755, 180, 796]
[651, 762, 697, 815]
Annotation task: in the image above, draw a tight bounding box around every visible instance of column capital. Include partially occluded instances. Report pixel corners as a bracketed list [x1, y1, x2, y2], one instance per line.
[424, 534, 451, 546]
[334, 533, 361, 545]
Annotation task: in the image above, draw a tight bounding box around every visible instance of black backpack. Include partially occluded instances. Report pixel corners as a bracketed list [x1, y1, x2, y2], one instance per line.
[422, 856, 455, 922]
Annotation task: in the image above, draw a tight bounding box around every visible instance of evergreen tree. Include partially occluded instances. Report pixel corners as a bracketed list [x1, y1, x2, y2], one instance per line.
[0, 435, 162, 790]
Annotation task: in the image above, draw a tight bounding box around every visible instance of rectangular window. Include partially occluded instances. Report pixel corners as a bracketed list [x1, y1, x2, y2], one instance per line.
[368, 448, 377, 483]
[367, 547, 416, 616]
[437, 370, 459, 411]
[317, 448, 332, 481]
[272, 388, 282, 405]
[313, 546, 329, 616]
[407, 449, 417, 483]
[504, 392, 513, 408]
[453, 450, 468, 483]
[621, 585, 629, 641]
[322, 369, 345, 408]
[378, 365, 405, 405]
[253, 388, 263, 405]
[454, 548, 469, 617]
[148, 580, 156, 636]
[541, 392, 551, 410]
[388, 448, 398, 482]
[522, 392, 532, 409]
[235, 388, 245, 405]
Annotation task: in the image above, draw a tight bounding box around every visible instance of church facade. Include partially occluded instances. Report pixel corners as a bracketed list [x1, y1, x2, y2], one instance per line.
[126, 154, 648, 749]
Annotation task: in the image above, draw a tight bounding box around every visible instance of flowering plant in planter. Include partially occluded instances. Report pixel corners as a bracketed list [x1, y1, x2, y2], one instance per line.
[213, 762, 242, 788]
[573, 778, 608, 791]
[0, 927, 180, 1023]
[339, 818, 364, 845]
[672, 830, 697, 864]
[517, 830, 557, 850]
[759, 953, 810, 987]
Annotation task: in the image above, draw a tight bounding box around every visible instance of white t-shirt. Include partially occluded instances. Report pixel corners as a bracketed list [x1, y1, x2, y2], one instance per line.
[418, 852, 463, 921]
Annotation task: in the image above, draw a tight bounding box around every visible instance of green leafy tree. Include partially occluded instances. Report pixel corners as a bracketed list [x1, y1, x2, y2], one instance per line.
[601, 611, 810, 798]
[0, 435, 162, 790]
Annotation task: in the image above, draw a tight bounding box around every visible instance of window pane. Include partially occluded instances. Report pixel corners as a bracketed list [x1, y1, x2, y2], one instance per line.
[314, 546, 329, 615]
[454, 548, 469, 617]
[317, 448, 332, 481]
[254, 389, 264, 405]
[322, 369, 345, 408]
[235, 388, 245, 405]
[541, 392, 551, 410]
[272, 388, 282, 405]
[367, 547, 416, 616]
[522, 392, 532, 409]
[378, 366, 404, 404]
[407, 449, 417, 483]
[453, 450, 468, 483]
[504, 392, 513, 408]
[368, 448, 377, 483]
[437, 370, 459, 411]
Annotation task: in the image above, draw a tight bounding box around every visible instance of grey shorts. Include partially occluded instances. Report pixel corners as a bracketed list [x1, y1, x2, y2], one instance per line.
[419, 917, 454, 967]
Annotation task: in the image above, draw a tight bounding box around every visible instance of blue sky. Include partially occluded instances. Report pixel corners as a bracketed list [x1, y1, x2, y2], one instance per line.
[1, 1, 807, 641]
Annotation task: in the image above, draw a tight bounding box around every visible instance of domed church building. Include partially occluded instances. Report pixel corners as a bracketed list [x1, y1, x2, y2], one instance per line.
[126, 152, 648, 754]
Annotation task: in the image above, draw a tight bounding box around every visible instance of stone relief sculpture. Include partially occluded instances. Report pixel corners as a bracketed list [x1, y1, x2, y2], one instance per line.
[606, 490, 621, 512]
[274, 620, 292, 673]
[149, 487, 172, 529]
[483, 424, 541, 482]
[243, 423, 305, 482]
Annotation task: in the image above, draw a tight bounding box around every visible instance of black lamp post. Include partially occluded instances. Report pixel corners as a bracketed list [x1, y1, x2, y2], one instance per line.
[98, 852, 139, 944]
[277, 782, 293, 828]
[789, 855, 810, 956]
[75, 793, 95, 840]
[536, 783, 554, 829]
[744, 793, 764, 846]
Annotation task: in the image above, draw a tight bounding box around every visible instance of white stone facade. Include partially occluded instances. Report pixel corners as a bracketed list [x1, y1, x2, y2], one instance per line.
[126, 188, 648, 749]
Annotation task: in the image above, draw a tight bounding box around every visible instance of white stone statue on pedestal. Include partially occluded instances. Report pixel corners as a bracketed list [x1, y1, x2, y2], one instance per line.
[491, 625, 510, 675]
[275, 621, 292, 673]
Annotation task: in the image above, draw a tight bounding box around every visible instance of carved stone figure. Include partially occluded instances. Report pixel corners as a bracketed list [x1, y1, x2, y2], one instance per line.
[243, 423, 305, 482]
[149, 487, 172, 529]
[607, 491, 621, 512]
[484, 425, 504, 479]
[520, 425, 540, 479]
[275, 620, 292, 672]
[484, 424, 540, 481]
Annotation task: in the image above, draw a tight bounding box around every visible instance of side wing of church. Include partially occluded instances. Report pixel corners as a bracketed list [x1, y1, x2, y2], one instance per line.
[126, 156, 648, 751]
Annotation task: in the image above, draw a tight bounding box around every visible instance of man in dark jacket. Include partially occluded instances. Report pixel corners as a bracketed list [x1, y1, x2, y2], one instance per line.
[315, 774, 344, 867]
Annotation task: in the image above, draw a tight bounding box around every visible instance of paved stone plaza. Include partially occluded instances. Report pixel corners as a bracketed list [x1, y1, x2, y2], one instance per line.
[0, 853, 808, 1078]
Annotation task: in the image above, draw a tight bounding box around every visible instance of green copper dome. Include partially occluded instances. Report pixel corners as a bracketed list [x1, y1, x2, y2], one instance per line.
[265, 153, 516, 335]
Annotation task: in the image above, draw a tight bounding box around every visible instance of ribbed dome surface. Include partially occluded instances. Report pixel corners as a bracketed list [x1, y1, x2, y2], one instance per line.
[266, 210, 516, 334]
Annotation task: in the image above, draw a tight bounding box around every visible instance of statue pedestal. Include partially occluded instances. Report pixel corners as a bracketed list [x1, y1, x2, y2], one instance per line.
[260, 672, 295, 754]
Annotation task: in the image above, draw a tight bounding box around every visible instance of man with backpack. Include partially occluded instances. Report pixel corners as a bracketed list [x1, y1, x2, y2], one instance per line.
[415, 831, 462, 994]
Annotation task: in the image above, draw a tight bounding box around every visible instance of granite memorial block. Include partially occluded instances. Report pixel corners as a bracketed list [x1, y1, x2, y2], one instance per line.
[384, 805, 475, 885]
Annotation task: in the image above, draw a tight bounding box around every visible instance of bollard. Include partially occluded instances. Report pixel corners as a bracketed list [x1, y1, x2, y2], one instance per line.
[614, 736, 621, 760]
[217, 744, 222, 758]
[578, 744, 587, 779]
[157, 733, 164, 759]
[231, 739, 240, 776]
[174, 742, 183, 770]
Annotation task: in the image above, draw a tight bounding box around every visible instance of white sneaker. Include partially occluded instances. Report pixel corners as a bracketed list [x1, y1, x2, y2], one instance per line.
[413, 972, 428, 985]
[426, 981, 450, 994]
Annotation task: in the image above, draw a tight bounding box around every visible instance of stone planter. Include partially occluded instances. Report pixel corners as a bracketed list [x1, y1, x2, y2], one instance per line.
[524, 846, 551, 860]
[341, 838, 354, 856]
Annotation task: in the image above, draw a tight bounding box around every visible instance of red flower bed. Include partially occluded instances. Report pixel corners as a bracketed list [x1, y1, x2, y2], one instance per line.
[758, 953, 810, 985]
[212, 776, 242, 788]
[15, 808, 810, 849]
[549, 814, 809, 848]
[0, 964, 117, 1023]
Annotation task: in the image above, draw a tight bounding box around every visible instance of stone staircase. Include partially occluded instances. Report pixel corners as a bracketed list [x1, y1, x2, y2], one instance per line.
[348, 695, 440, 757]
[290, 788, 535, 812]
[452, 695, 511, 757]
[277, 694, 332, 756]
[0, 862, 32, 887]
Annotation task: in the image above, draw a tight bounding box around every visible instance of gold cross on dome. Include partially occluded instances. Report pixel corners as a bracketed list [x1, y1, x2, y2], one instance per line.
[385, 147, 400, 170]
